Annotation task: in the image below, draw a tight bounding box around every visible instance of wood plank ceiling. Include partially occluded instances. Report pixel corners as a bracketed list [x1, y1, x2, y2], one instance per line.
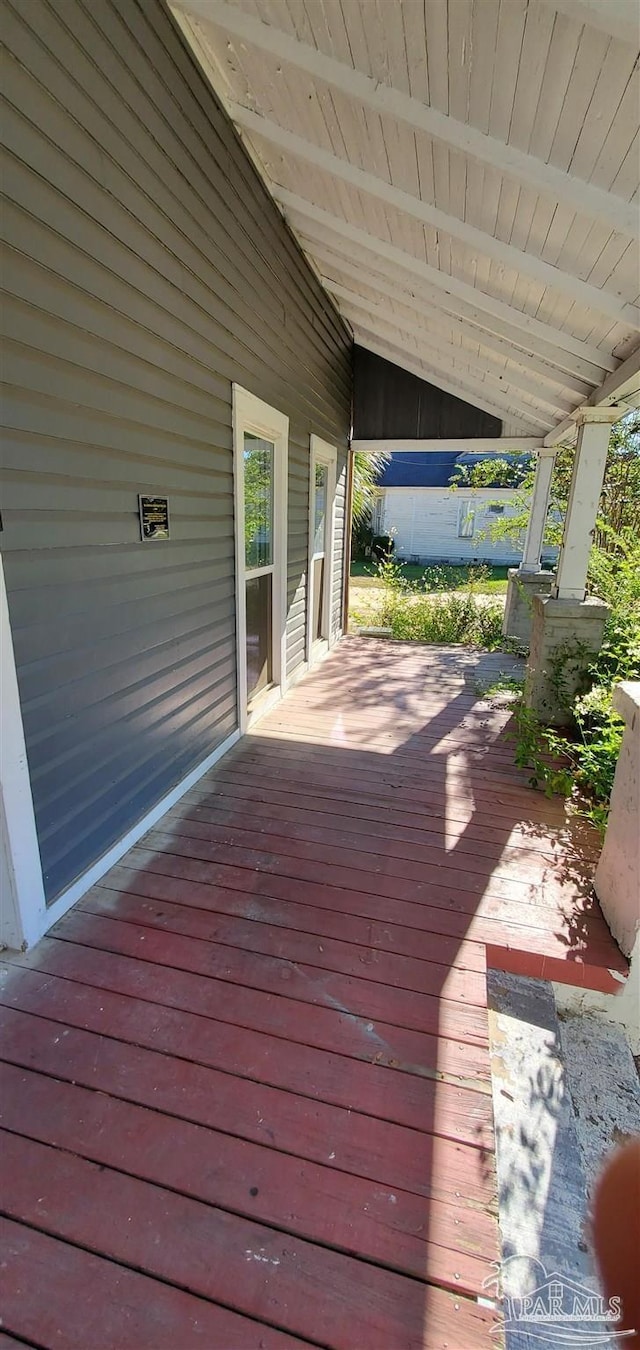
[172, 0, 640, 437]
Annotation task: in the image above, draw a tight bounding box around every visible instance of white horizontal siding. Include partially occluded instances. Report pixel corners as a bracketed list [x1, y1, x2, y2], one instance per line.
[381, 487, 527, 565]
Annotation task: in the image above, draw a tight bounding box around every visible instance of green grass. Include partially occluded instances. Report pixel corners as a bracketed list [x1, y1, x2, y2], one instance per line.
[350, 560, 510, 594]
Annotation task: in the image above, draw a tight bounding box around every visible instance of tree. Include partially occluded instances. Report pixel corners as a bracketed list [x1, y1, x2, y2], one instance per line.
[466, 411, 640, 560]
[351, 449, 390, 525]
[595, 412, 640, 545]
[450, 455, 530, 489]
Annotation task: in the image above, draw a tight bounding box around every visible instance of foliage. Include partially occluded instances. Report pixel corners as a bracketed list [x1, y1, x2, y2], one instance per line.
[475, 674, 525, 699]
[512, 705, 573, 796]
[351, 515, 375, 561]
[450, 455, 530, 489]
[584, 528, 640, 610]
[595, 413, 640, 544]
[473, 411, 640, 829]
[351, 450, 390, 527]
[511, 540, 640, 830]
[356, 555, 505, 648]
[479, 410, 640, 553]
[349, 420, 638, 829]
[372, 534, 395, 560]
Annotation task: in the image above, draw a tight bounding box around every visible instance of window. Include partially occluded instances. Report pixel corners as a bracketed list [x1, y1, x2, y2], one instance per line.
[313, 462, 328, 557]
[371, 495, 384, 534]
[244, 434, 274, 569]
[486, 503, 505, 516]
[308, 435, 337, 665]
[457, 500, 476, 538]
[242, 434, 277, 698]
[233, 385, 288, 732]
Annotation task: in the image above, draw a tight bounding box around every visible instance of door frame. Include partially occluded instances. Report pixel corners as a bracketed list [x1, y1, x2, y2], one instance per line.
[232, 385, 289, 734]
[0, 552, 47, 949]
[307, 435, 338, 668]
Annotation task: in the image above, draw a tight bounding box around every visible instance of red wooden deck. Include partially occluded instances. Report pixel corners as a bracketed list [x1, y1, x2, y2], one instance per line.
[0, 638, 626, 1349]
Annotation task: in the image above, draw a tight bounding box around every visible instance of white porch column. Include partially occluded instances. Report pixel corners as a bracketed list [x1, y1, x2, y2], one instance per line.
[521, 447, 556, 573]
[524, 406, 623, 723]
[502, 447, 557, 644]
[553, 407, 621, 601]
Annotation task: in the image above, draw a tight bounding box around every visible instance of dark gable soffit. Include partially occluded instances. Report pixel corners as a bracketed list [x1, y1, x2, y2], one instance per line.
[352, 346, 502, 440]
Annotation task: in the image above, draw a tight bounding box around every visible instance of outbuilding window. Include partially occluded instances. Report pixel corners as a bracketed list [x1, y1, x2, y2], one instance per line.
[457, 501, 476, 538]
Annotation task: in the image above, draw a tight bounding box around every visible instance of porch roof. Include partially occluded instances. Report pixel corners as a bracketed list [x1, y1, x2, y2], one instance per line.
[172, 0, 640, 441]
[0, 639, 627, 1347]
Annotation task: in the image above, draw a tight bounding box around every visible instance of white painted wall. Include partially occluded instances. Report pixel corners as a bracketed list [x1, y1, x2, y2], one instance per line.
[555, 683, 640, 1055]
[380, 487, 528, 565]
[594, 683, 640, 959]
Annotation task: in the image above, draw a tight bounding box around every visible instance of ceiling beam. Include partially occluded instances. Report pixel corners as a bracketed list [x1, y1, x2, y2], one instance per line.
[544, 0, 640, 44]
[182, 0, 639, 239]
[278, 192, 618, 370]
[342, 298, 575, 417]
[327, 280, 583, 408]
[229, 102, 639, 327]
[353, 326, 553, 431]
[583, 344, 640, 407]
[322, 272, 595, 397]
[352, 438, 544, 453]
[544, 347, 640, 445]
[309, 240, 610, 384]
[353, 322, 556, 429]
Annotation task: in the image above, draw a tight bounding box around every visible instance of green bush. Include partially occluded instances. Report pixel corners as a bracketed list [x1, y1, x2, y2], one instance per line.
[364, 557, 505, 648]
[351, 516, 375, 561]
[513, 537, 640, 831]
[371, 534, 395, 560]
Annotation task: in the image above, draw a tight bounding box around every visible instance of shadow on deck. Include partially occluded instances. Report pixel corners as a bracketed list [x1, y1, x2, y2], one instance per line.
[0, 637, 626, 1348]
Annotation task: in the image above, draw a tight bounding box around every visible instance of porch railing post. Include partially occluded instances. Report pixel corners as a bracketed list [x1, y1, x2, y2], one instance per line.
[342, 447, 355, 633]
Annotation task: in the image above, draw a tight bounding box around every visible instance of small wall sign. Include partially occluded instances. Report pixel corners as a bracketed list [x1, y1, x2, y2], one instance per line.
[139, 495, 170, 540]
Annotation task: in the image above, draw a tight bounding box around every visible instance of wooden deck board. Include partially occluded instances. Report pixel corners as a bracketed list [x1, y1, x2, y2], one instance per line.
[181, 778, 599, 859]
[0, 1131, 498, 1349]
[191, 766, 577, 838]
[0, 638, 626, 1348]
[0, 964, 493, 1135]
[154, 804, 585, 895]
[119, 829, 621, 977]
[89, 869, 492, 981]
[54, 904, 492, 1029]
[0, 1217, 310, 1350]
[0, 1062, 495, 1294]
[0, 1008, 492, 1208]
